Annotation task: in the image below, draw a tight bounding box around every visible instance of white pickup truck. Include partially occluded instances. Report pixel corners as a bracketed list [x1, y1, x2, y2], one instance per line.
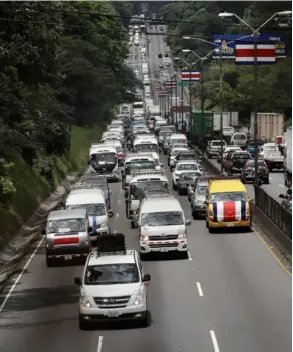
[260, 143, 284, 171]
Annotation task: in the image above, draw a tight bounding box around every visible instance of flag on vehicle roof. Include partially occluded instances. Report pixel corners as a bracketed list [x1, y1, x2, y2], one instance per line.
[181, 70, 200, 81]
[235, 43, 276, 65]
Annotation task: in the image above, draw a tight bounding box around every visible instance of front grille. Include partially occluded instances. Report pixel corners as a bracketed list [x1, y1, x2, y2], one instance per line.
[93, 295, 131, 309]
[149, 243, 178, 248]
[149, 235, 178, 241]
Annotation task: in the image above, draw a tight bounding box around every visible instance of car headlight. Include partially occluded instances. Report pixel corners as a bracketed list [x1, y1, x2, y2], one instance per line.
[140, 235, 149, 241]
[178, 234, 187, 239]
[100, 222, 108, 228]
[80, 295, 92, 308]
[134, 290, 145, 305]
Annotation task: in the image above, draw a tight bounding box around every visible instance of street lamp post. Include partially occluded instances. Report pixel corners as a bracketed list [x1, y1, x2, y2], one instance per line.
[218, 10, 292, 186]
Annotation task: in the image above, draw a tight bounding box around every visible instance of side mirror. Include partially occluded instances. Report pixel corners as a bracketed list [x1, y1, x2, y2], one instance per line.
[185, 219, 191, 226]
[41, 229, 46, 235]
[142, 274, 151, 282]
[279, 194, 285, 198]
[121, 170, 125, 175]
[108, 210, 114, 218]
[88, 226, 93, 232]
[74, 277, 82, 286]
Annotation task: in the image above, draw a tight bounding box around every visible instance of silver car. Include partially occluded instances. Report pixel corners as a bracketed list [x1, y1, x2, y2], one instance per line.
[191, 182, 208, 219]
[44, 209, 91, 267]
[206, 140, 226, 159]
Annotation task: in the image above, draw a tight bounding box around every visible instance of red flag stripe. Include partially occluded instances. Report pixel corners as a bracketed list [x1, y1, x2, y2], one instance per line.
[53, 237, 79, 245]
[223, 201, 236, 222]
[236, 48, 275, 58]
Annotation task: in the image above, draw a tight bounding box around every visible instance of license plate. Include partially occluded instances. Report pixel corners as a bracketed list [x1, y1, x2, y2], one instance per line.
[107, 311, 121, 318]
[64, 255, 72, 260]
[161, 248, 170, 252]
[227, 224, 234, 227]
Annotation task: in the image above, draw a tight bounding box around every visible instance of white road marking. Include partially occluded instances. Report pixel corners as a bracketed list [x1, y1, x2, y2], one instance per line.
[210, 330, 220, 352]
[97, 336, 104, 352]
[116, 213, 119, 218]
[196, 282, 203, 296]
[187, 251, 192, 260]
[0, 235, 45, 313]
[279, 184, 284, 188]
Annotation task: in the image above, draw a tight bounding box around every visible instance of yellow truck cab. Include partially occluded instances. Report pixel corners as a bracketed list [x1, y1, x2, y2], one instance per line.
[205, 177, 252, 232]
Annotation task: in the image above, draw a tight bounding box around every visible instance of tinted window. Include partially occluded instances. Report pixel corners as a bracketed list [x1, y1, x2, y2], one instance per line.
[233, 154, 251, 159]
[234, 134, 246, 140]
[177, 163, 198, 170]
[47, 218, 85, 233]
[125, 161, 155, 175]
[85, 264, 139, 285]
[67, 204, 106, 216]
[141, 211, 184, 226]
[211, 192, 246, 202]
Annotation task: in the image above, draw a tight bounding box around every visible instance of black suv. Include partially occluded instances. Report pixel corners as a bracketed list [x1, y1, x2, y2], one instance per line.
[225, 151, 252, 175]
[240, 160, 270, 184]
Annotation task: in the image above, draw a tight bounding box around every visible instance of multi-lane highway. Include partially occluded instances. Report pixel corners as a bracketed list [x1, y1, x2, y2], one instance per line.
[0, 23, 291, 352]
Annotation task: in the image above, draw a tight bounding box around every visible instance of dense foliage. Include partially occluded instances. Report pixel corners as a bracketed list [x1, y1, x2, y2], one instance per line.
[0, 1, 140, 204]
[159, 1, 292, 124]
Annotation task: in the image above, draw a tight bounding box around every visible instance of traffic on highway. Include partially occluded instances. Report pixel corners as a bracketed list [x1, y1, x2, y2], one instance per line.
[0, 15, 291, 352]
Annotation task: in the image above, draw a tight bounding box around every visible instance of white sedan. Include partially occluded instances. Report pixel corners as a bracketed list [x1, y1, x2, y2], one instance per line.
[172, 161, 202, 189]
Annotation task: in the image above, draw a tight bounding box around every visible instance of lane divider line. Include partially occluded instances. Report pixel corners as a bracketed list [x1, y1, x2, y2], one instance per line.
[279, 184, 284, 188]
[0, 235, 45, 313]
[252, 229, 292, 277]
[97, 336, 103, 352]
[210, 330, 220, 352]
[196, 282, 203, 297]
[187, 251, 192, 260]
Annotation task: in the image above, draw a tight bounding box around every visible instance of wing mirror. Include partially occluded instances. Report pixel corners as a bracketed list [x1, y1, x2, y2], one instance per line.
[88, 226, 93, 232]
[279, 194, 285, 198]
[185, 219, 191, 226]
[142, 274, 151, 282]
[74, 277, 82, 286]
[108, 210, 114, 218]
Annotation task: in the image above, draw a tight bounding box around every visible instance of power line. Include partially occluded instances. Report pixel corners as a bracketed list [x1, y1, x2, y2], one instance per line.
[8, 6, 292, 30]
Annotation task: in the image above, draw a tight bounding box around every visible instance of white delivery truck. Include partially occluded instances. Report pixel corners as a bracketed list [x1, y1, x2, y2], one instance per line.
[261, 143, 284, 171]
[213, 112, 239, 131]
[283, 127, 292, 187]
[149, 105, 161, 117]
[250, 113, 284, 141]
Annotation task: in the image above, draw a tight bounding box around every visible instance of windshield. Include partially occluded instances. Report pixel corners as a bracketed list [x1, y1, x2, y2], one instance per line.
[211, 141, 222, 146]
[133, 103, 143, 109]
[234, 134, 246, 140]
[141, 211, 184, 226]
[180, 174, 194, 181]
[125, 161, 155, 175]
[233, 153, 251, 160]
[93, 153, 117, 163]
[196, 185, 207, 195]
[67, 204, 106, 216]
[177, 163, 198, 170]
[130, 181, 168, 198]
[171, 139, 186, 144]
[171, 149, 186, 156]
[246, 161, 266, 167]
[211, 192, 246, 202]
[85, 263, 139, 285]
[179, 154, 195, 160]
[136, 144, 158, 152]
[47, 218, 86, 233]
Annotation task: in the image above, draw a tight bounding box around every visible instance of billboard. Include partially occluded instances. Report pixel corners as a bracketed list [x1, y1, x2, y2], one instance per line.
[212, 34, 287, 59]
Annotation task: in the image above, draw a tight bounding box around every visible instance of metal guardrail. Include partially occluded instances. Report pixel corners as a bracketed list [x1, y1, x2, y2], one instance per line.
[254, 186, 292, 240]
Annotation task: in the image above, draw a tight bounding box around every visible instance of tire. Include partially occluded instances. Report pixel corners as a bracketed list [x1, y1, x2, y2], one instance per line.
[172, 183, 177, 191]
[179, 251, 188, 259]
[140, 253, 148, 261]
[79, 316, 90, 330]
[168, 161, 170, 166]
[46, 256, 54, 267]
[264, 177, 269, 184]
[192, 210, 197, 219]
[141, 310, 151, 327]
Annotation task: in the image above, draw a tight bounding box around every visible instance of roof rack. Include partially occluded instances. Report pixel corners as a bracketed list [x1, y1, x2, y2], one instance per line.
[131, 170, 165, 177]
[96, 233, 126, 256]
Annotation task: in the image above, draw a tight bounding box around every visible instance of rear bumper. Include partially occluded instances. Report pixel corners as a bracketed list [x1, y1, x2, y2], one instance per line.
[46, 246, 90, 258]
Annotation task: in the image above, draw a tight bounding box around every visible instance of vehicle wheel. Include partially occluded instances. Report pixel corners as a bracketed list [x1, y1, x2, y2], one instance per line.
[205, 220, 208, 228]
[79, 316, 90, 330]
[179, 251, 188, 259]
[208, 226, 215, 234]
[140, 253, 148, 261]
[264, 178, 269, 184]
[141, 310, 151, 327]
[168, 161, 170, 166]
[192, 210, 197, 219]
[172, 183, 177, 191]
[46, 256, 54, 267]
[207, 154, 212, 159]
[164, 151, 167, 155]
[241, 178, 246, 184]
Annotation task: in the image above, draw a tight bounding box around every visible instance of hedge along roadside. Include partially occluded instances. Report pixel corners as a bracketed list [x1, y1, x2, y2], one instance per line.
[0, 125, 102, 289]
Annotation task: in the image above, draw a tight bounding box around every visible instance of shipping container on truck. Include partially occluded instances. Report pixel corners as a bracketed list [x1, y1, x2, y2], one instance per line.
[189, 110, 214, 140]
[283, 127, 292, 187]
[213, 112, 239, 131]
[250, 113, 284, 141]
